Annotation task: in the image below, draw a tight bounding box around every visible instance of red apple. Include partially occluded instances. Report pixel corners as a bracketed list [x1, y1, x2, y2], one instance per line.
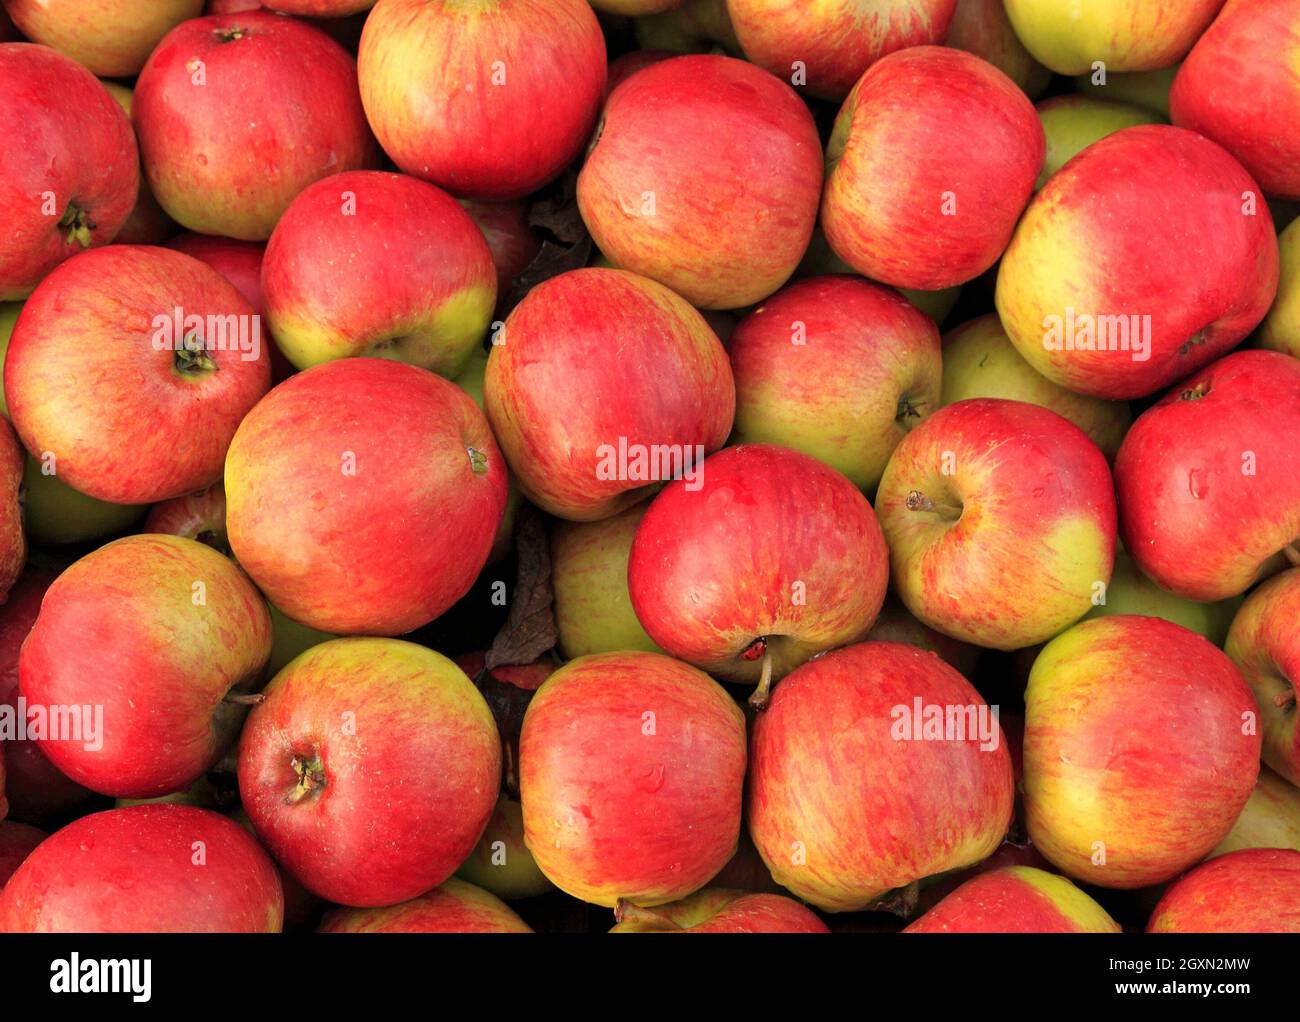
[519, 651, 747, 907]
[266, 0, 373, 13]
[99, 81, 177, 246]
[317, 878, 530, 933]
[578, 54, 822, 310]
[605, 48, 674, 97]
[611, 889, 829, 933]
[821, 47, 1043, 291]
[460, 199, 541, 308]
[5, 245, 270, 504]
[1115, 350, 1300, 601]
[483, 268, 733, 522]
[905, 866, 1121, 933]
[1148, 848, 1300, 933]
[0, 804, 283, 931]
[239, 638, 500, 907]
[0, 821, 44, 887]
[226, 358, 508, 635]
[629, 444, 889, 698]
[748, 641, 1014, 912]
[144, 482, 228, 551]
[945, 0, 1051, 98]
[358, 0, 606, 201]
[0, 44, 138, 300]
[3, 0, 203, 76]
[135, 12, 376, 240]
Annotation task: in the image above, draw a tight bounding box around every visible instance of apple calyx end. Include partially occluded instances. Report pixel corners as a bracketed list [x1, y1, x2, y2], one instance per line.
[904, 489, 963, 521]
[175, 335, 218, 375]
[215, 27, 248, 43]
[895, 394, 926, 429]
[58, 203, 95, 248]
[285, 751, 327, 805]
[467, 446, 489, 476]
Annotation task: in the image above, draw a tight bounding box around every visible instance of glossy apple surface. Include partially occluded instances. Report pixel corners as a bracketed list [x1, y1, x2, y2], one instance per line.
[905, 866, 1120, 933]
[318, 878, 530, 933]
[1148, 848, 1300, 933]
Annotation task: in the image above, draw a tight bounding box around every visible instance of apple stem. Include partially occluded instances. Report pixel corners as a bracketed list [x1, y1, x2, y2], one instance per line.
[904, 490, 963, 520]
[748, 644, 775, 711]
[614, 899, 676, 928]
[1284, 544, 1300, 567]
[223, 692, 264, 706]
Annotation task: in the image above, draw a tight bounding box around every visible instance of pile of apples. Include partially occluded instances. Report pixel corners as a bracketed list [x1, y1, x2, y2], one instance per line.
[1, 0, 1299, 936]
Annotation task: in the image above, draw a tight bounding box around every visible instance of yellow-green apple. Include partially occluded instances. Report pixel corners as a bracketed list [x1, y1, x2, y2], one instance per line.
[460, 199, 541, 310]
[725, 0, 956, 101]
[1212, 766, 1300, 857]
[19, 534, 272, 798]
[611, 889, 828, 933]
[1034, 95, 1162, 190]
[318, 878, 531, 933]
[240, 638, 500, 907]
[628, 444, 890, 697]
[876, 398, 1116, 649]
[3, 0, 203, 76]
[1003, 0, 1224, 75]
[0, 417, 20, 599]
[1226, 568, 1300, 785]
[1171, 0, 1300, 200]
[0, 804, 283, 931]
[358, 0, 605, 201]
[996, 126, 1279, 399]
[728, 275, 942, 492]
[1115, 351, 1300, 600]
[940, 315, 1131, 459]
[905, 866, 1121, 933]
[748, 641, 1013, 912]
[263, 171, 496, 375]
[0, 821, 43, 887]
[864, 600, 980, 678]
[821, 47, 1043, 291]
[135, 12, 376, 240]
[226, 358, 508, 634]
[21, 457, 147, 544]
[945, 0, 1050, 98]
[1024, 615, 1260, 889]
[0, 44, 138, 300]
[1148, 848, 1300, 933]
[99, 81, 175, 245]
[635, 0, 740, 54]
[519, 651, 746, 907]
[1260, 216, 1300, 358]
[483, 268, 733, 521]
[1084, 549, 1240, 645]
[1076, 65, 1177, 115]
[265, 605, 335, 678]
[455, 795, 553, 900]
[551, 501, 662, 658]
[578, 54, 822, 310]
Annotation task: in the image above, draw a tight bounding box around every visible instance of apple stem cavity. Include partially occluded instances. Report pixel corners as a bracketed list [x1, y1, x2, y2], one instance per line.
[57, 203, 95, 248]
[904, 489, 963, 521]
[614, 899, 676, 928]
[285, 751, 327, 805]
[748, 642, 775, 711]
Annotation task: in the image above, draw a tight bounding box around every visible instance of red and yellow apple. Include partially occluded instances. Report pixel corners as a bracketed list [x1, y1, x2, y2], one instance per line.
[945, 0, 1050, 98]
[905, 866, 1120, 933]
[1213, 765, 1300, 858]
[612, 889, 828, 933]
[1148, 848, 1300, 933]
[317, 878, 531, 933]
[1034, 95, 1162, 191]
[4, 0, 203, 76]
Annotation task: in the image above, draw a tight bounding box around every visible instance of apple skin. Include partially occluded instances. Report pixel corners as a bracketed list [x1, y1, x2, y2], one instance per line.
[728, 276, 942, 492]
[318, 878, 531, 933]
[996, 126, 1279, 400]
[1148, 848, 1300, 933]
[358, 0, 605, 202]
[98, 81, 176, 246]
[484, 268, 733, 522]
[1084, 550, 1240, 646]
[611, 889, 828, 933]
[455, 795, 554, 900]
[1024, 616, 1260, 889]
[519, 651, 747, 908]
[145, 482, 229, 551]
[945, 0, 1050, 99]
[1034, 96, 1162, 191]
[460, 199, 541, 309]
[1212, 766, 1300, 857]
[1115, 351, 1300, 601]
[725, 0, 956, 102]
[0, 44, 138, 301]
[266, 0, 373, 13]
[876, 398, 1116, 650]
[1260, 216, 1300, 358]
[20, 534, 272, 798]
[0, 804, 284, 932]
[451, 347, 521, 565]
[1003, 0, 1224, 76]
[905, 866, 1121, 933]
[7, 245, 271, 504]
[628, 444, 890, 686]
[1225, 568, 1300, 785]
[940, 314, 1131, 460]
[0, 821, 44, 887]
[4, 0, 204, 76]
[226, 358, 508, 635]
[822, 47, 1044, 292]
[578, 54, 822, 310]
[552, 501, 663, 659]
[864, 600, 980, 678]
[605, 49, 675, 98]
[135, 12, 377, 241]
[748, 641, 1014, 913]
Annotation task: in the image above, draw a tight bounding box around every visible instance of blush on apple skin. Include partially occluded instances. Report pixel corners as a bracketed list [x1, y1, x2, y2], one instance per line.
[906, 865, 1120, 933]
[318, 878, 532, 933]
[1148, 848, 1300, 933]
[612, 888, 829, 933]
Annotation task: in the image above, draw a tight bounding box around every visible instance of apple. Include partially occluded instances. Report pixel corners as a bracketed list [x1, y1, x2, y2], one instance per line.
[460, 199, 541, 310]
[240, 638, 500, 907]
[452, 346, 522, 565]
[265, 0, 373, 13]
[0, 804, 283, 931]
[635, 0, 739, 54]
[709, 831, 784, 895]
[135, 12, 376, 241]
[605, 49, 674, 98]
[1024, 615, 1260, 889]
[1260, 216, 1300, 358]
[1075, 66, 1178, 116]
[1148, 848, 1300, 933]
[728, 275, 942, 492]
[725, 0, 956, 101]
[864, 600, 980, 678]
[519, 651, 746, 907]
[454, 795, 553, 901]
[1002, 0, 1224, 76]
[748, 641, 1013, 913]
[1172, 0, 1300, 200]
[996, 126, 1279, 400]
[98, 81, 176, 246]
[945, 0, 1050, 98]
[318, 878, 531, 933]
[145, 482, 229, 552]
[1035, 96, 1162, 191]
[483, 268, 733, 522]
[358, 0, 605, 201]
[4, 0, 203, 76]
[1212, 766, 1300, 857]
[263, 171, 496, 375]
[0, 417, 21, 599]
[578, 55, 822, 310]
[0, 821, 44, 887]
[611, 889, 828, 933]
[905, 866, 1121, 933]
[552, 500, 662, 659]
[821, 47, 1044, 291]
[628, 444, 890, 697]
[20, 534, 271, 798]
[1115, 351, 1300, 601]
[940, 314, 1132, 460]
[0, 44, 138, 300]
[1084, 550, 1240, 646]
[876, 398, 1116, 650]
